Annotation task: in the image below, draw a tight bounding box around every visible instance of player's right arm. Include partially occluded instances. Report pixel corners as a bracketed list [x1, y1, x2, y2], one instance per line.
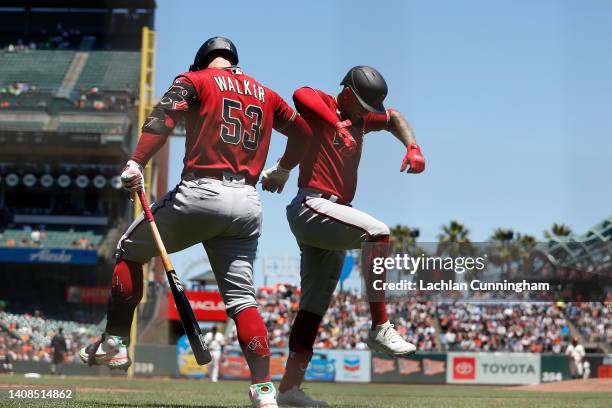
[260, 92, 312, 193]
[121, 76, 198, 192]
[293, 87, 356, 154]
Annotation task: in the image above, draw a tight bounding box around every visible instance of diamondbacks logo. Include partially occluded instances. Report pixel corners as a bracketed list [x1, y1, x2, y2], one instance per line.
[247, 336, 269, 354]
[453, 357, 476, 380]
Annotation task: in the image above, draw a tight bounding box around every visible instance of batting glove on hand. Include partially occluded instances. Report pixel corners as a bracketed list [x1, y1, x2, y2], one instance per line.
[260, 161, 290, 193]
[400, 144, 425, 173]
[120, 160, 144, 192]
[335, 120, 357, 156]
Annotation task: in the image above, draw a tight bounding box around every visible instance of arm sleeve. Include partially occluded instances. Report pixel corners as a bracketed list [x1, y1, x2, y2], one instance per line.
[272, 92, 312, 170]
[278, 114, 312, 169]
[133, 76, 198, 166]
[130, 131, 169, 167]
[292, 87, 338, 126]
[363, 109, 391, 133]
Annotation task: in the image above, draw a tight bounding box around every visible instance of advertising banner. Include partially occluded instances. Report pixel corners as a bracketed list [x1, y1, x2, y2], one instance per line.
[0, 247, 97, 265]
[586, 354, 612, 378]
[540, 354, 572, 382]
[176, 335, 208, 378]
[371, 353, 446, 384]
[167, 291, 227, 322]
[447, 352, 540, 384]
[220, 347, 288, 381]
[65, 286, 110, 304]
[304, 349, 371, 383]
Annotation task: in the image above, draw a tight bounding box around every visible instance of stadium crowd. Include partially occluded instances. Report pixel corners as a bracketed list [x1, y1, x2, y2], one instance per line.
[438, 302, 571, 352]
[0, 310, 97, 366]
[565, 301, 611, 344]
[1, 292, 609, 366]
[230, 286, 439, 351]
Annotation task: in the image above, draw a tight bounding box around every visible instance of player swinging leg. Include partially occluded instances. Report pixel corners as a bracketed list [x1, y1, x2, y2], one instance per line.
[261, 66, 425, 406]
[79, 37, 311, 408]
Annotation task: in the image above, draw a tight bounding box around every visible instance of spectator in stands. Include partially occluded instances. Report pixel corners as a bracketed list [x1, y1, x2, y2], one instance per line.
[50, 327, 66, 374]
[78, 237, 89, 249]
[30, 229, 41, 245]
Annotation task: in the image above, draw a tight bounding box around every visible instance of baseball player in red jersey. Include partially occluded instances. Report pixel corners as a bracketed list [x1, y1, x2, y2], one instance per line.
[262, 66, 425, 406]
[79, 37, 311, 408]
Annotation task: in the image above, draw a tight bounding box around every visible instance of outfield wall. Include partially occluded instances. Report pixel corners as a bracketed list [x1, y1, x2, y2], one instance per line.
[6, 344, 611, 385]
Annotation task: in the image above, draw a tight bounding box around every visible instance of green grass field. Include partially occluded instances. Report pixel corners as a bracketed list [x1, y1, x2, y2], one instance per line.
[0, 374, 610, 407]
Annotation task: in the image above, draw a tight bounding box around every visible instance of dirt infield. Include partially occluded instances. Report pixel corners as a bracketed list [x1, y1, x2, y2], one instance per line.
[513, 378, 612, 393]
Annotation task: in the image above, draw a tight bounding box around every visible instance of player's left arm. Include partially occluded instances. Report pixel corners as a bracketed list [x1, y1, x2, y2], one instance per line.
[121, 76, 198, 192]
[365, 109, 425, 174]
[387, 109, 425, 174]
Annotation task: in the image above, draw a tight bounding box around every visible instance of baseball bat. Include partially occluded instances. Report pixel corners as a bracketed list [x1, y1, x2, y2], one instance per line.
[137, 189, 212, 365]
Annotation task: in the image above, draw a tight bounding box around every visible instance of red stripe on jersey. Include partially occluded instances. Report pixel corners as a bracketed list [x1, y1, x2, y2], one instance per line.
[302, 197, 372, 238]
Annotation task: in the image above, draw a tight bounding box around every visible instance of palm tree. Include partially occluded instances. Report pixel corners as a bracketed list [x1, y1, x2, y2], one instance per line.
[489, 228, 514, 279]
[436, 220, 474, 280]
[389, 224, 419, 254]
[388, 224, 421, 281]
[488, 230, 538, 279]
[437, 220, 473, 255]
[544, 223, 572, 240]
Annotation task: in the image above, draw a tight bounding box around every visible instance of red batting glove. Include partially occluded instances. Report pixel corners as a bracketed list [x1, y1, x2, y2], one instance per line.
[400, 143, 425, 173]
[335, 120, 357, 156]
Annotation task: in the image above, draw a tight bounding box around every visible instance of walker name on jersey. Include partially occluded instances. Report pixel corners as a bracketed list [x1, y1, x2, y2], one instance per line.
[213, 76, 266, 102]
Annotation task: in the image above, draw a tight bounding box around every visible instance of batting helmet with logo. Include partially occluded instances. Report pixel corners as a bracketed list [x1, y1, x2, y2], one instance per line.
[189, 36, 239, 72]
[340, 66, 388, 114]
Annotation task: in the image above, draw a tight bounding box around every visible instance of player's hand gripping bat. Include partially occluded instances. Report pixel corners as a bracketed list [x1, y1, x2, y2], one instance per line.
[137, 189, 212, 365]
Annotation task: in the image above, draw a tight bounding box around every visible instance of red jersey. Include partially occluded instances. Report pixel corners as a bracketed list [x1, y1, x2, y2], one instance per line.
[174, 67, 297, 185]
[295, 88, 390, 203]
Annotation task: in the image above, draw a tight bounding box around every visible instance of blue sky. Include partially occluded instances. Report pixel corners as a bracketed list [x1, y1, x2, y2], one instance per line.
[153, 0, 612, 285]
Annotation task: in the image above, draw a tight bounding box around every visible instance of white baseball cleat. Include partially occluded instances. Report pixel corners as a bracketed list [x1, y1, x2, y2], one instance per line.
[367, 321, 417, 356]
[249, 382, 278, 408]
[277, 386, 328, 407]
[79, 334, 131, 370]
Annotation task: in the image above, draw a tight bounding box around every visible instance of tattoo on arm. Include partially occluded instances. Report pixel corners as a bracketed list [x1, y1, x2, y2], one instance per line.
[388, 109, 416, 147]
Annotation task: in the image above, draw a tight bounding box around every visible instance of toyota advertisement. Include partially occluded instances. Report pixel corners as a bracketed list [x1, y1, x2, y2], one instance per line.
[447, 353, 541, 385]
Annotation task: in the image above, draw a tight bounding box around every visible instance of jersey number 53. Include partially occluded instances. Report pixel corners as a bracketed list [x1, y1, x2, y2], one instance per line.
[220, 98, 263, 151]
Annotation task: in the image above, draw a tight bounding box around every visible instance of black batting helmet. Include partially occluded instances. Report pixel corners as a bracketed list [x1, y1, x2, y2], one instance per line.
[340, 66, 388, 114]
[189, 36, 238, 72]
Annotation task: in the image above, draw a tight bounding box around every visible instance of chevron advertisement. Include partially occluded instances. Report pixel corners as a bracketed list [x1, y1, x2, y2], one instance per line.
[305, 349, 371, 383]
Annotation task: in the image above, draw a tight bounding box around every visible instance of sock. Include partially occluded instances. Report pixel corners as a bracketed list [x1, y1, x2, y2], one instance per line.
[279, 310, 323, 393]
[105, 259, 144, 338]
[369, 302, 389, 328]
[365, 235, 390, 329]
[233, 306, 271, 384]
